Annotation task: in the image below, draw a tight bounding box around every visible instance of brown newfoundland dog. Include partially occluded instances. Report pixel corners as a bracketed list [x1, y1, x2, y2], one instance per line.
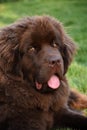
[0, 16, 87, 130]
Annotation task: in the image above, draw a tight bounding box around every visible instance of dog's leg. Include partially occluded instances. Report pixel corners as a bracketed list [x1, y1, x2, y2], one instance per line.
[7, 110, 48, 130]
[68, 89, 87, 110]
[0, 120, 9, 130]
[53, 107, 87, 130]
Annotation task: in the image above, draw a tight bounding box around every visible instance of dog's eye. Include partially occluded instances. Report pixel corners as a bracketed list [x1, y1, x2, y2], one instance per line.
[52, 41, 58, 48]
[28, 47, 35, 52]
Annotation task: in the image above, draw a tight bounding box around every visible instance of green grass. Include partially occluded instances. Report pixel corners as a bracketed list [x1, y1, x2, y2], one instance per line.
[0, 0, 87, 129]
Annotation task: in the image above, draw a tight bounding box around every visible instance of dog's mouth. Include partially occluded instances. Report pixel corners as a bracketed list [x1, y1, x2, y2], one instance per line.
[35, 74, 60, 91]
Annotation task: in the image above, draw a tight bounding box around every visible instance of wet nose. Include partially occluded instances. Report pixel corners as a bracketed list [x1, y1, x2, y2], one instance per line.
[48, 57, 61, 67]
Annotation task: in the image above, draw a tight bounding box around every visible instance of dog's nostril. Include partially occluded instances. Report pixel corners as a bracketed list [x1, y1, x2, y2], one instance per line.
[57, 60, 61, 64]
[52, 61, 56, 65]
[49, 59, 61, 67]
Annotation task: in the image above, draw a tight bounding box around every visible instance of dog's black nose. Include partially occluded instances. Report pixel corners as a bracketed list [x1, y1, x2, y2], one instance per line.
[48, 58, 61, 67]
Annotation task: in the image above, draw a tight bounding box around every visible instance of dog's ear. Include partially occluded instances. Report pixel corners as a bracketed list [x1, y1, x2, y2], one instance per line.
[0, 42, 22, 81]
[7, 45, 23, 81]
[62, 33, 76, 74]
[0, 23, 27, 81]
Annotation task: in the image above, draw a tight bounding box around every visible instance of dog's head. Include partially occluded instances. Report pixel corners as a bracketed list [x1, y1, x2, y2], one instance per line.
[0, 16, 76, 93]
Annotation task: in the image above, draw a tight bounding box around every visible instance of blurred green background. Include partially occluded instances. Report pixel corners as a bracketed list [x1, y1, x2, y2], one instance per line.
[0, 0, 87, 129]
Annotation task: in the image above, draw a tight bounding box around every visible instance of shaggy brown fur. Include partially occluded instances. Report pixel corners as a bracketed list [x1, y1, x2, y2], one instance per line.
[69, 89, 87, 110]
[0, 16, 87, 130]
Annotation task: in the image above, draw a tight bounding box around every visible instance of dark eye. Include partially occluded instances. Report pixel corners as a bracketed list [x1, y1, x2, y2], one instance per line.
[28, 46, 35, 52]
[52, 41, 58, 48]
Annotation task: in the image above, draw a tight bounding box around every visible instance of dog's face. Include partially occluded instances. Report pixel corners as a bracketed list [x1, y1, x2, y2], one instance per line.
[21, 36, 64, 93]
[19, 16, 76, 93]
[0, 16, 76, 93]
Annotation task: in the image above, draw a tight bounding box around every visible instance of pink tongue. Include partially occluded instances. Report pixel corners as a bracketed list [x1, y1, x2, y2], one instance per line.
[47, 75, 60, 89]
[36, 75, 60, 90]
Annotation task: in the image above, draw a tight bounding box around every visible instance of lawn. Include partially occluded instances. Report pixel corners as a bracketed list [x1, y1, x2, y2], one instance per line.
[0, 0, 87, 130]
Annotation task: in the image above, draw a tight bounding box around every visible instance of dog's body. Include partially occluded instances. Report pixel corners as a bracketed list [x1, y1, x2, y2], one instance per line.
[0, 16, 87, 130]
